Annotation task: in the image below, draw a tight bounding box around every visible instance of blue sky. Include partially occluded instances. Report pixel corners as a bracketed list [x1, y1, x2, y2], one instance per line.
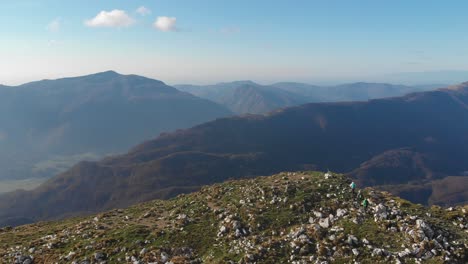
[1, 0, 468, 85]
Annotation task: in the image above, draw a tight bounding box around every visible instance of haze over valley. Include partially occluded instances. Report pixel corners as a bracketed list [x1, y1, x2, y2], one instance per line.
[0, 72, 443, 193]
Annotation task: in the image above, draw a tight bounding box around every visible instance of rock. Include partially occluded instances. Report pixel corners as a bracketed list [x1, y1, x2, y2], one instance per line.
[347, 235, 359, 247]
[161, 252, 169, 262]
[352, 248, 359, 256]
[421, 250, 433, 260]
[142, 211, 152, 218]
[94, 252, 107, 261]
[416, 219, 435, 239]
[374, 204, 388, 220]
[235, 229, 242, 238]
[218, 225, 227, 236]
[299, 244, 311, 255]
[336, 208, 347, 218]
[319, 218, 330, 228]
[15, 256, 34, 264]
[398, 248, 412, 258]
[245, 253, 256, 261]
[372, 248, 383, 256]
[290, 226, 306, 238]
[177, 214, 187, 220]
[232, 220, 241, 229]
[66, 251, 76, 260]
[140, 248, 147, 255]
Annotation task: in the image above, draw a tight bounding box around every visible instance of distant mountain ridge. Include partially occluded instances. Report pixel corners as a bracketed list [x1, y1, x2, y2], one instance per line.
[176, 81, 437, 114]
[175, 81, 306, 114]
[273, 81, 412, 103]
[0, 83, 466, 226]
[0, 71, 232, 181]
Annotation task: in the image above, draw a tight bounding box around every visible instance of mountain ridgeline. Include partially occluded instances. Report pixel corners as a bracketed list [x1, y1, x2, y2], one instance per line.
[175, 81, 306, 115]
[0, 71, 231, 181]
[175, 81, 436, 114]
[0, 83, 467, 227]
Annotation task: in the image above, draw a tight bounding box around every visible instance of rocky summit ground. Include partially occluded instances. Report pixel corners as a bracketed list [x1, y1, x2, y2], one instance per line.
[1, 172, 467, 264]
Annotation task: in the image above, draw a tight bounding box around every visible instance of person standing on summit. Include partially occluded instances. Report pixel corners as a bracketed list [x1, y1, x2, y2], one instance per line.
[350, 181, 356, 196]
[362, 198, 369, 211]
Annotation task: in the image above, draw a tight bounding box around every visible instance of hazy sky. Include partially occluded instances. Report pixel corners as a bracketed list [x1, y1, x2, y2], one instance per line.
[2, 0, 468, 85]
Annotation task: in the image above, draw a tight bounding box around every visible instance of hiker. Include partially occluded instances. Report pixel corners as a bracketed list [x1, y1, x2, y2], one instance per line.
[362, 198, 369, 211]
[350, 181, 356, 196]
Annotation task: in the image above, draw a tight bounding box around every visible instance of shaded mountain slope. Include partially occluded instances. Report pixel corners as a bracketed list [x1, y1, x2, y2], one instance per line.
[0, 84, 467, 226]
[0, 71, 231, 181]
[1, 172, 466, 263]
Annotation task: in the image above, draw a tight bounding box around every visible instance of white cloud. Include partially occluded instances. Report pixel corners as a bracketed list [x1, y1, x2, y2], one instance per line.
[85, 10, 135, 28]
[136, 6, 151, 16]
[46, 18, 61, 32]
[153, 16, 177, 32]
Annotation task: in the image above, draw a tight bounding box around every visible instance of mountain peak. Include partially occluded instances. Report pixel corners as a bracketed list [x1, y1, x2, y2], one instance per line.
[0, 171, 466, 263]
[92, 70, 120, 76]
[80, 70, 124, 81]
[18, 71, 171, 89]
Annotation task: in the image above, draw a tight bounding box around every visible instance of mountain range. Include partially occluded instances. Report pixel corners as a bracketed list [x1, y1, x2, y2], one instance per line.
[0, 71, 231, 182]
[175, 81, 438, 114]
[0, 72, 438, 186]
[0, 82, 466, 227]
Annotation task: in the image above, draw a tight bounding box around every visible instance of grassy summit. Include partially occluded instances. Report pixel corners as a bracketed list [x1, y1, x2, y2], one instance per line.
[1, 172, 467, 263]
